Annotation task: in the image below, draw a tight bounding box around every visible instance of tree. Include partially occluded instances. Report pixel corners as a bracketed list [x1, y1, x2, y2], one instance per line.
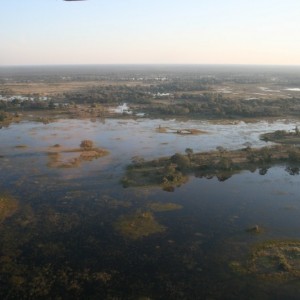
[80, 140, 94, 150]
[171, 153, 190, 169]
[48, 100, 55, 110]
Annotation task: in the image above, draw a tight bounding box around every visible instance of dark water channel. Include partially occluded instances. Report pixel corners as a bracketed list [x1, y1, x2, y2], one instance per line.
[1, 118, 300, 299]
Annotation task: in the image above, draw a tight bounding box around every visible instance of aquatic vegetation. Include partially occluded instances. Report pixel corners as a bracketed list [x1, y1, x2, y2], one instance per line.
[148, 202, 182, 212]
[156, 126, 207, 135]
[14, 145, 28, 149]
[47, 142, 109, 168]
[231, 240, 300, 281]
[171, 153, 190, 169]
[0, 262, 114, 299]
[156, 126, 168, 133]
[52, 143, 60, 148]
[47, 152, 81, 168]
[45, 209, 80, 233]
[249, 240, 300, 279]
[115, 211, 166, 239]
[246, 225, 263, 234]
[0, 112, 20, 127]
[80, 139, 94, 150]
[123, 144, 300, 189]
[178, 128, 207, 135]
[0, 193, 18, 223]
[34, 117, 51, 124]
[122, 160, 188, 191]
[99, 195, 132, 208]
[106, 199, 132, 209]
[261, 128, 300, 145]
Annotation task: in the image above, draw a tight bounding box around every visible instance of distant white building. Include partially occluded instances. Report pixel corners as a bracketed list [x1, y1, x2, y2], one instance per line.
[153, 92, 171, 98]
[111, 103, 132, 114]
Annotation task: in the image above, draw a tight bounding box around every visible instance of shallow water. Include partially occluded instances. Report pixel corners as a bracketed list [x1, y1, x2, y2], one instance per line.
[1, 117, 300, 299]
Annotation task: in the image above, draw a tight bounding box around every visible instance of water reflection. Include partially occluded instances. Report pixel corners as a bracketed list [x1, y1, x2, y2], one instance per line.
[1, 118, 300, 299]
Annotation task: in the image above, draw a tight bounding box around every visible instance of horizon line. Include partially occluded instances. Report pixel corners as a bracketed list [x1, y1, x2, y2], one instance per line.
[1, 63, 300, 68]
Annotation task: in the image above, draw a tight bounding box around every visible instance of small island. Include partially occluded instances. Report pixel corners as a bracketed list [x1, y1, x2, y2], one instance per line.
[122, 143, 300, 190]
[114, 211, 166, 240]
[230, 240, 300, 281]
[47, 140, 109, 168]
[260, 127, 300, 144]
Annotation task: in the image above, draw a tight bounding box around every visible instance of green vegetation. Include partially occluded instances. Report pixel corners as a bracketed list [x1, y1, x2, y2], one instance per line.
[2, 66, 300, 122]
[246, 225, 263, 234]
[80, 139, 94, 150]
[47, 141, 109, 168]
[231, 240, 300, 281]
[122, 157, 188, 191]
[115, 211, 166, 239]
[147, 202, 183, 212]
[0, 262, 113, 299]
[0, 193, 18, 223]
[156, 126, 207, 135]
[0, 111, 20, 127]
[3, 67, 300, 299]
[261, 127, 300, 145]
[14, 145, 28, 149]
[122, 144, 300, 189]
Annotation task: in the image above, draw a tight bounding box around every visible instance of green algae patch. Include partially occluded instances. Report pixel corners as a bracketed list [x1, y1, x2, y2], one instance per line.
[115, 211, 166, 240]
[0, 194, 18, 223]
[148, 202, 182, 212]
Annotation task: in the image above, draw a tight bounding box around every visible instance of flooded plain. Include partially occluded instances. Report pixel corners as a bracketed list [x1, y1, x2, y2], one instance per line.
[1, 117, 300, 299]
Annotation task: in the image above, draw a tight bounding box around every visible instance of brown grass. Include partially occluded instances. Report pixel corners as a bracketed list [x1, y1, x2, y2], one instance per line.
[47, 145, 109, 168]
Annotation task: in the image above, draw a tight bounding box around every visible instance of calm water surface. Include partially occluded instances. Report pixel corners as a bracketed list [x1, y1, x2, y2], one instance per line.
[1, 117, 300, 299]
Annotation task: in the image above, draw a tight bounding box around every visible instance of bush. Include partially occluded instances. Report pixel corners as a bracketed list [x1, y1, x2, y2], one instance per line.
[80, 140, 94, 150]
[0, 111, 7, 122]
[171, 153, 190, 169]
[288, 149, 300, 162]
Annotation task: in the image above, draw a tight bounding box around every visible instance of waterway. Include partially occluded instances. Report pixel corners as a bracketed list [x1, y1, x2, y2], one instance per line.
[1, 117, 300, 299]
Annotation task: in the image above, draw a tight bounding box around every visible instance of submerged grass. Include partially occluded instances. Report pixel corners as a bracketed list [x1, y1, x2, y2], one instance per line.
[230, 240, 300, 281]
[0, 193, 18, 223]
[147, 202, 182, 212]
[115, 211, 166, 240]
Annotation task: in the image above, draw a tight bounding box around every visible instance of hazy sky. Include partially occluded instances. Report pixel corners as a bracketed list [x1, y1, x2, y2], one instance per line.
[1, 0, 300, 66]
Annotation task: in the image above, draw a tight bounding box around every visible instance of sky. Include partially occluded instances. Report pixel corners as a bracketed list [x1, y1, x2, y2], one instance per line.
[1, 0, 300, 66]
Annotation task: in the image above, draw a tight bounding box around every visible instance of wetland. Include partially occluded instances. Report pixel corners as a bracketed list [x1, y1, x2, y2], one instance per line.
[2, 65, 300, 299]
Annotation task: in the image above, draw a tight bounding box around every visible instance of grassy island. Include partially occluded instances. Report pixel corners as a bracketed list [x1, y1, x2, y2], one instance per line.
[260, 127, 300, 145]
[230, 240, 300, 281]
[0, 112, 20, 128]
[115, 211, 166, 239]
[122, 144, 300, 190]
[47, 140, 109, 168]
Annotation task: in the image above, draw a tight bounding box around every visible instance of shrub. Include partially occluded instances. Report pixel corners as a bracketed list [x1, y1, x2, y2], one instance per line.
[171, 153, 190, 169]
[80, 140, 94, 150]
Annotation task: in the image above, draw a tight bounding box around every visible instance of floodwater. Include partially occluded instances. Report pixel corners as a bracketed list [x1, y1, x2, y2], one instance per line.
[1, 117, 300, 299]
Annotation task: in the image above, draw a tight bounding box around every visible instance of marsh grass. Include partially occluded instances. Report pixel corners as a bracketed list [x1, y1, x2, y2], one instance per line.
[0, 193, 18, 223]
[115, 211, 166, 239]
[47, 142, 109, 168]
